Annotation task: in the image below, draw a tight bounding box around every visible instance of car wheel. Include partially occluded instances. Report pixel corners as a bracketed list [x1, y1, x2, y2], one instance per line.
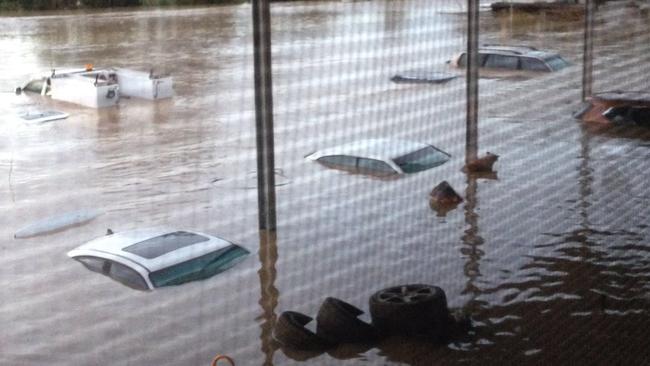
[316, 297, 379, 344]
[273, 311, 333, 351]
[369, 284, 450, 340]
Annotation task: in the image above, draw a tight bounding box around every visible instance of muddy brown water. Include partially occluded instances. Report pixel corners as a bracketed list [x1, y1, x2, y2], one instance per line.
[1, 1, 650, 365]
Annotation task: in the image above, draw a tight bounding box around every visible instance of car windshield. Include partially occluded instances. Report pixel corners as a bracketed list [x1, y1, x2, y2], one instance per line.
[544, 55, 569, 71]
[392, 146, 450, 173]
[148, 245, 249, 288]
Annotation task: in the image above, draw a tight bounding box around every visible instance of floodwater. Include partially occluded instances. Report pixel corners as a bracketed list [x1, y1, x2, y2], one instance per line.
[1, 1, 650, 365]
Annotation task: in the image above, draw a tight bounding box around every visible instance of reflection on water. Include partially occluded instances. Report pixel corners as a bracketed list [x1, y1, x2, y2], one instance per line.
[257, 229, 279, 366]
[1, 1, 649, 365]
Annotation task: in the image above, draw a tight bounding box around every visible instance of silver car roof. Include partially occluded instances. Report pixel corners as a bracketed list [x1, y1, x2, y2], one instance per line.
[67, 228, 236, 273]
[305, 139, 433, 162]
[477, 46, 559, 59]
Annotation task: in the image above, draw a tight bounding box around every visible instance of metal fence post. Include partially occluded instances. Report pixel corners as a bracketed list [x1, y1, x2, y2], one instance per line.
[582, 0, 595, 101]
[252, 0, 277, 232]
[467, 0, 480, 163]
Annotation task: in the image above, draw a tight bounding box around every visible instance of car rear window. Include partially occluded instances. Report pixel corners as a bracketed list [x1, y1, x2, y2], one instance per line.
[149, 245, 250, 288]
[393, 145, 450, 173]
[457, 53, 487, 67]
[123, 231, 210, 259]
[544, 55, 569, 71]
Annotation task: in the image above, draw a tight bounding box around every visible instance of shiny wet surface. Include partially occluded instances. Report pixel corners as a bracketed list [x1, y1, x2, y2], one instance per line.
[1, 1, 650, 365]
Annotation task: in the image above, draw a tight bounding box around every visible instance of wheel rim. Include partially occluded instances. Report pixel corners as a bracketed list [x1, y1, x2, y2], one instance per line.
[377, 285, 435, 304]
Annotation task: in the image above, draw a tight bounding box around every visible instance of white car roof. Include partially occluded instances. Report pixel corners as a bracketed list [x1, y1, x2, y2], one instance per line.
[305, 139, 432, 162]
[67, 228, 236, 273]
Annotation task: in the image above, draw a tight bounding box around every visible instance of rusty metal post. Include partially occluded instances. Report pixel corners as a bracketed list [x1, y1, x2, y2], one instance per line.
[466, 0, 480, 163]
[252, 0, 277, 231]
[582, 0, 595, 101]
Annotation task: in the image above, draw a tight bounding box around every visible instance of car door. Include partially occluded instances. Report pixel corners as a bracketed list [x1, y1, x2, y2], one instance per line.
[75, 256, 149, 291]
[106, 260, 150, 291]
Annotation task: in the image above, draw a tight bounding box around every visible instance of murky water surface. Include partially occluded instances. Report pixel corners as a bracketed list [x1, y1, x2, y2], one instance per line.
[1, 1, 650, 365]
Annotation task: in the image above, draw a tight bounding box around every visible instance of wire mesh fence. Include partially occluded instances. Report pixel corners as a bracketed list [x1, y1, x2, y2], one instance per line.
[1, 0, 650, 365]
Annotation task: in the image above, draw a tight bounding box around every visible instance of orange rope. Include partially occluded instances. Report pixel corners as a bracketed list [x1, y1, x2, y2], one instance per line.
[211, 354, 235, 366]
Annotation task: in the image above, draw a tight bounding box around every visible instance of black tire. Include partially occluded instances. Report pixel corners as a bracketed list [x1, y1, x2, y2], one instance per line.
[316, 297, 379, 344]
[369, 284, 450, 340]
[273, 311, 333, 351]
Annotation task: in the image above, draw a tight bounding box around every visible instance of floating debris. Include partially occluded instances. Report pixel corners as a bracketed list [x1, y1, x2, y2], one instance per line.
[463, 152, 499, 173]
[18, 110, 69, 123]
[369, 284, 450, 341]
[429, 181, 463, 215]
[574, 91, 650, 126]
[14, 209, 102, 239]
[211, 354, 235, 366]
[490, 1, 583, 15]
[274, 311, 334, 351]
[274, 284, 470, 358]
[211, 168, 291, 189]
[316, 297, 379, 344]
[391, 70, 457, 84]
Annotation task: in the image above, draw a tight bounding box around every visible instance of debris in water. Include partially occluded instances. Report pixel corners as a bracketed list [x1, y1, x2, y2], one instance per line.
[391, 70, 457, 84]
[18, 110, 69, 123]
[212, 168, 291, 189]
[14, 209, 103, 239]
[463, 152, 499, 173]
[429, 181, 463, 215]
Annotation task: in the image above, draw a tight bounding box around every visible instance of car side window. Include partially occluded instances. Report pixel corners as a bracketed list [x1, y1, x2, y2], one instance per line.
[630, 108, 650, 125]
[317, 155, 358, 170]
[357, 158, 397, 176]
[521, 57, 550, 71]
[484, 54, 519, 70]
[479, 53, 488, 66]
[458, 53, 487, 67]
[107, 261, 148, 291]
[75, 256, 106, 274]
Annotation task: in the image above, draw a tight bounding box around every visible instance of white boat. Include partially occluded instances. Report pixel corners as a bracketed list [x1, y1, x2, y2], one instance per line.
[18, 65, 173, 108]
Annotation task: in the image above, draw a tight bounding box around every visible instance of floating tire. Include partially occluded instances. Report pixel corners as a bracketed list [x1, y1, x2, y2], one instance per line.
[316, 297, 379, 344]
[273, 311, 333, 351]
[369, 284, 450, 340]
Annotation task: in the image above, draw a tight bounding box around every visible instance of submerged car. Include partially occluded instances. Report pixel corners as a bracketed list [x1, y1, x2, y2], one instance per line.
[574, 91, 650, 126]
[305, 139, 451, 177]
[68, 228, 249, 291]
[17, 65, 173, 108]
[449, 45, 570, 74]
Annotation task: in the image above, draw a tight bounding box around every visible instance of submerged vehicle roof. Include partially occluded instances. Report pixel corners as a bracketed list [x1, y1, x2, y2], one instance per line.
[306, 139, 437, 161]
[477, 45, 560, 59]
[67, 228, 239, 272]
